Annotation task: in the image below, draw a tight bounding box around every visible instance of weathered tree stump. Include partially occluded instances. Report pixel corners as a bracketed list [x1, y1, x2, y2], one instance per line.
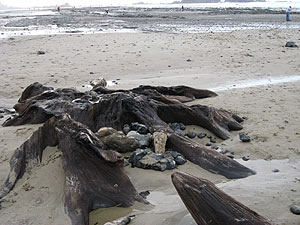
[171, 172, 272, 225]
[0, 114, 144, 225]
[2, 82, 255, 178]
[1, 83, 258, 224]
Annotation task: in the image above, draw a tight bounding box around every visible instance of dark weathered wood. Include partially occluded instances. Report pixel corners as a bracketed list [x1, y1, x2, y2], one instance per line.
[167, 133, 255, 179]
[171, 172, 272, 225]
[0, 114, 144, 225]
[2, 82, 255, 179]
[92, 84, 217, 102]
[3, 82, 240, 139]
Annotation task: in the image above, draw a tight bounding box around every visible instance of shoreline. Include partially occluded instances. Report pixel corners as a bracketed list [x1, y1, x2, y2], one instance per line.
[1, 6, 300, 39]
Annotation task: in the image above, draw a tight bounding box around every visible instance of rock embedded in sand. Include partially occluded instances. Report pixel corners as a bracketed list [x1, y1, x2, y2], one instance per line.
[210, 137, 217, 143]
[227, 154, 234, 159]
[290, 205, 300, 215]
[285, 42, 298, 48]
[129, 149, 185, 171]
[90, 78, 107, 87]
[153, 131, 167, 154]
[242, 156, 250, 161]
[139, 190, 150, 199]
[170, 122, 185, 133]
[186, 131, 197, 139]
[197, 133, 206, 138]
[104, 215, 135, 225]
[37, 50, 45, 55]
[239, 133, 251, 142]
[165, 150, 186, 165]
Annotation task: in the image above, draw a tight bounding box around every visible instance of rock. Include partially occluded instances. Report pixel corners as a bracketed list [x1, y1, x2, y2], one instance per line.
[186, 131, 197, 139]
[153, 132, 167, 154]
[139, 190, 150, 199]
[239, 133, 251, 142]
[170, 122, 185, 133]
[197, 133, 206, 139]
[127, 131, 152, 148]
[272, 169, 280, 173]
[90, 78, 107, 88]
[104, 215, 135, 225]
[210, 137, 217, 143]
[123, 124, 131, 135]
[129, 148, 148, 167]
[129, 149, 185, 171]
[123, 159, 130, 167]
[178, 123, 185, 130]
[290, 205, 300, 215]
[129, 149, 176, 171]
[227, 154, 234, 159]
[165, 151, 186, 165]
[37, 50, 45, 55]
[96, 127, 139, 153]
[242, 156, 250, 161]
[211, 146, 219, 150]
[285, 42, 298, 48]
[130, 122, 149, 134]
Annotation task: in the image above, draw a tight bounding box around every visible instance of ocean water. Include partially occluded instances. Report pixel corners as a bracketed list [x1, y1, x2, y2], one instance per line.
[1, 1, 300, 38]
[60, 0, 300, 10]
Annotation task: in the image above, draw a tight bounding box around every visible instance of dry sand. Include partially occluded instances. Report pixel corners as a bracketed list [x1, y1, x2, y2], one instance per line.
[0, 29, 300, 225]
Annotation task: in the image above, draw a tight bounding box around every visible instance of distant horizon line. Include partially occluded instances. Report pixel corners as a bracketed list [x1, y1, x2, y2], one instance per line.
[0, 0, 297, 9]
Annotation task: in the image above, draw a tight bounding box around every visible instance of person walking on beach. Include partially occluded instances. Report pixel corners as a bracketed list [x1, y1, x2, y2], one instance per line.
[286, 6, 291, 21]
[57, 6, 61, 13]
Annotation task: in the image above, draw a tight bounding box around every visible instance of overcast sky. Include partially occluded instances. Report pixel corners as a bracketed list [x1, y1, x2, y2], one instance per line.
[1, 0, 175, 8]
[1, 0, 298, 8]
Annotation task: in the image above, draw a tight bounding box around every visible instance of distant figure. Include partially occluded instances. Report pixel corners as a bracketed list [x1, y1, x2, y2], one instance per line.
[57, 6, 61, 12]
[286, 6, 291, 21]
[181, 5, 184, 11]
[105, 9, 109, 14]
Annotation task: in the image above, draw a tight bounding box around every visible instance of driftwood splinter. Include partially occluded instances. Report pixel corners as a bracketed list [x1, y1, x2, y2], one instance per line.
[0, 114, 144, 225]
[171, 172, 272, 225]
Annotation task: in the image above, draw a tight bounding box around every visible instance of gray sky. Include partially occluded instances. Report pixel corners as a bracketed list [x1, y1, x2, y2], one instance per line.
[1, 0, 173, 7]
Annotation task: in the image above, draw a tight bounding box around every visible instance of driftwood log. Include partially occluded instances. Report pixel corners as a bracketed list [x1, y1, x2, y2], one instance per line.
[171, 172, 272, 225]
[0, 114, 145, 225]
[2, 82, 255, 178]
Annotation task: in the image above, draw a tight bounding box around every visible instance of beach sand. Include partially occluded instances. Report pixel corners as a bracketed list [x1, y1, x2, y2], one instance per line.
[0, 28, 300, 225]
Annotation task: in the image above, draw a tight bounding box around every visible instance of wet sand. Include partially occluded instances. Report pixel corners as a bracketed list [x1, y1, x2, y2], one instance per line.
[1, 7, 300, 37]
[0, 27, 300, 225]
